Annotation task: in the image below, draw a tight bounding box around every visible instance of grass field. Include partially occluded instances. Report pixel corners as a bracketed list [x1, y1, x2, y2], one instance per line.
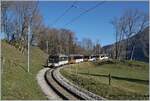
[1, 41, 48, 100]
[60, 60, 149, 100]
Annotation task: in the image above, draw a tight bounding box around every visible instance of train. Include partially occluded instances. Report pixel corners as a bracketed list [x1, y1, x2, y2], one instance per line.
[69, 54, 84, 64]
[47, 54, 109, 67]
[83, 55, 96, 62]
[47, 54, 68, 67]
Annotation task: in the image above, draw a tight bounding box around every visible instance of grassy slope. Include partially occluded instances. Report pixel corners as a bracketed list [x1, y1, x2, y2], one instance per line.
[60, 61, 149, 100]
[1, 41, 48, 100]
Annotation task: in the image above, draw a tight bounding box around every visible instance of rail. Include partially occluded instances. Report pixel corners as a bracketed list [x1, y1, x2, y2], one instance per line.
[45, 65, 105, 100]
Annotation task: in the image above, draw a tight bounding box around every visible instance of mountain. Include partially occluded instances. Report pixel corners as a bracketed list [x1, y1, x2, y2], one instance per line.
[102, 27, 149, 62]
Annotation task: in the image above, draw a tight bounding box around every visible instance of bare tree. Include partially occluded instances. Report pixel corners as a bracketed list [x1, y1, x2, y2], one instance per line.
[1, 1, 14, 41]
[111, 9, 148, 60]
[111, 17, 126, 59]
[3, 1, 40, 54]
[59, 29, 75, 55]
[81, 38, 94, 55]
[93, 40, 101, 55]
[122, 9, 148, 60]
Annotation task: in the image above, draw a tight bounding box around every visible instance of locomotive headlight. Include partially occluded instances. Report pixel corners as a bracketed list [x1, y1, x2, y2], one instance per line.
[48, 63, 52, 66]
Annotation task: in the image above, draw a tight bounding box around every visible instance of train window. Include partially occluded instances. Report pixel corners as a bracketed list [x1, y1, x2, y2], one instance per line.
[101, 55, 104, 58]
[59, 57, 63, 61]
[59, 56, 68, 61]
[74, 56, 79, 59]
[64, 57, 68, 60]
[91, 56, 94, 58]
[77, 56, 83, 59]
[84, 56, 89, 59]
[69, 55, 83, 60]
[49, 56, 59, 63]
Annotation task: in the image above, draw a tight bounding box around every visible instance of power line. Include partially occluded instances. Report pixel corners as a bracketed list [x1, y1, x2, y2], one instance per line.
[72, 5, 87, 12]
[50, 1, 76, 27]
[64, 1, 105, 26]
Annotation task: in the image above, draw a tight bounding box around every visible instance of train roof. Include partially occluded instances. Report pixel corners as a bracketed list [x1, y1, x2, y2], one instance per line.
[69, 54, 83, 57]
[49, 54, 68, 57]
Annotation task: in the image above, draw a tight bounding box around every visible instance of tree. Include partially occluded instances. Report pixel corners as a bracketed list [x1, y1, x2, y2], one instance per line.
[36, 27, 77, 55]
[122, 9, 148, 60]
[1, 1, 40, 54]
[81, 38, 94, 55]
[30, 6, 43, 45]
[93, 40, 101, 55]
[59, 29, 75, 55]
[1, 1, 14, 41]
[111, 9, 148, 60]
[14, 1, 39, 54]
[111, 17, 126, 59]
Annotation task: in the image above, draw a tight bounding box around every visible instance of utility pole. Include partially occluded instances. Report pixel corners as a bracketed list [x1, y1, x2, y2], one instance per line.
[27, 24, 30, 73]
[46, 40, 49, 54]
[76, 63, 77, 82]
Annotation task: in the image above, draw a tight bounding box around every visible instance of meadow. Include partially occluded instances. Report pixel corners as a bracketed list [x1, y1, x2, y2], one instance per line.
[60, 60, 149, 100]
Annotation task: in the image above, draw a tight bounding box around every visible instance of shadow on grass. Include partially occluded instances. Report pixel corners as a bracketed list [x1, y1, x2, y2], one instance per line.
[13, 62, 28, 72]
[42, 64, 49, 67]
[42, 64, 54, 69]
[79, 72, 149, 85]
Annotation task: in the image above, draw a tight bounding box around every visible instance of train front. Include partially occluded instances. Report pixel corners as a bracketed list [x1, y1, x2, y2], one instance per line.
[47, 55, 59, 67]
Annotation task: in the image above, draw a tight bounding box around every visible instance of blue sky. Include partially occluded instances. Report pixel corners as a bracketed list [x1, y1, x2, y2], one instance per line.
[1, 1, 149, 46]
[38, 1, 149, 46]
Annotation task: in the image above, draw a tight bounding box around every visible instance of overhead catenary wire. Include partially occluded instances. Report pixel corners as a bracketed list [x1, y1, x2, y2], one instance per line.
[50, 1, 77, 27]
[72, 5, 87, 12]
[64, 1, 105, 26]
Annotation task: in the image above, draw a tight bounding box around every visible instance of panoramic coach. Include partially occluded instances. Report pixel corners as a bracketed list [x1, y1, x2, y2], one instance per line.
[69, 54, 84, 64]
[47, 54, 68, 67]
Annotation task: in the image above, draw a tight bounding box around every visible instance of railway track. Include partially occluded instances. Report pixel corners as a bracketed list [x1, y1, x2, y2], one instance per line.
[45, 68, 84, 100]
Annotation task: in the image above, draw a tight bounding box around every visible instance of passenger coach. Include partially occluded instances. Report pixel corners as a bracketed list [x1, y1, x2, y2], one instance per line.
[47, 54, 68, 67]
[69, 54, 84, 64]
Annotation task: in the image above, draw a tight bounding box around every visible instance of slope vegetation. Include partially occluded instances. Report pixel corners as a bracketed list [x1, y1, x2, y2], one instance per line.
[1, 41, 48, 100]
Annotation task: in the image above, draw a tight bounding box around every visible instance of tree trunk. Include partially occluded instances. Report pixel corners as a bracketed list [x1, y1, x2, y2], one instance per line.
[126, 38, 129, 60]
[130, 45, 135, 61]
[115, 43, 118, 59]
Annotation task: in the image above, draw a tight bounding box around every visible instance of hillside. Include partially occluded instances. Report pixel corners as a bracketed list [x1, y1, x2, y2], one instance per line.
[1, 41, 48, 100]
[102, 27, 149, 62]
